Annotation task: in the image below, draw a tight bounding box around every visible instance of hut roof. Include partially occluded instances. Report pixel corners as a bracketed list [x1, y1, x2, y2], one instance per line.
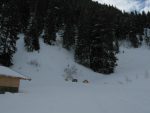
[0, 66, 30, 80]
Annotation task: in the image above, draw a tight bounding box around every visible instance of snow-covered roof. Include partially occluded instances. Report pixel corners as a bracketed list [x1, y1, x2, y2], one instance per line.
[0, 66, 29, 80]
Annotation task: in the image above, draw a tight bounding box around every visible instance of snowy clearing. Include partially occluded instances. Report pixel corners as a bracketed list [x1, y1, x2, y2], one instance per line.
[0, 34, 150, 113]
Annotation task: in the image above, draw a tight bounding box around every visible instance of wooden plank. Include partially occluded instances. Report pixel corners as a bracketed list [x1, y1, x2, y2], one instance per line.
[0, 76, 20, 88]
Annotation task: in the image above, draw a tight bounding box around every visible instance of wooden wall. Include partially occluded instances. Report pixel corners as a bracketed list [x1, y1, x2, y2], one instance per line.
[0, 76, 20, 88]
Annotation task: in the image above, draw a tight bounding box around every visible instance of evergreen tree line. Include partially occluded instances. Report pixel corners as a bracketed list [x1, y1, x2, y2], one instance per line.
[0, 0, 150, 74]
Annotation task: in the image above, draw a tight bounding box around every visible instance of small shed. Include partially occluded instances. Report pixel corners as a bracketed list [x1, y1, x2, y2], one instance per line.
[0, 66, 30, 93]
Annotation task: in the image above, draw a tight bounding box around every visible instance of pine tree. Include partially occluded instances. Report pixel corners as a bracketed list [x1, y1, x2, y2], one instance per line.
[128, 12, 139, 48]
[24, 15, 40, 51]
[0, 0, 19, 66]
[63, 24, 76, 50]
[75, 2, 117, 74]
[17, 0, 30, 33]
[90, 23, 117, 74]
[75, 2, 92, 67]
[43, 0, 59, 45]
[24, 0, 40, 51]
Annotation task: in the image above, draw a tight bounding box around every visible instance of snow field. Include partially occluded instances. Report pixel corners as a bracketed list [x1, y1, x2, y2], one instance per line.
[0, 34, 150, 113]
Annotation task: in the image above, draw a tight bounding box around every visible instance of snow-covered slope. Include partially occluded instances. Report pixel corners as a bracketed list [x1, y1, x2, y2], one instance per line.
[0, 34, 150, 113]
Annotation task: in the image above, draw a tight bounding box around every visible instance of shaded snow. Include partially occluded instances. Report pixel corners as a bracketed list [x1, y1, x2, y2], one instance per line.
[0, 34, 150, 113]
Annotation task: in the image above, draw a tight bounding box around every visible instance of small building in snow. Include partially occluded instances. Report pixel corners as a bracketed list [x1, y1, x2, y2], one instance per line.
[0, 66, 30, 93]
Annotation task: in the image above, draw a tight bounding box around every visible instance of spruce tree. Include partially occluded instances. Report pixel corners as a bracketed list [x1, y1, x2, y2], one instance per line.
[90, 20, 117, 74]
[17, 0, 30, 33]
[75, 3, 92, 67]
[43, 0, 59, 45]
[63, 24, 76, 50]
[0, 0, 19, 66]
[24, 0, 40, 51]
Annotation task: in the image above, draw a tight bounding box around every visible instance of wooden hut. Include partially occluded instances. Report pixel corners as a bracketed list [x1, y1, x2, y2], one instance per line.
[0, 66, 30, 93]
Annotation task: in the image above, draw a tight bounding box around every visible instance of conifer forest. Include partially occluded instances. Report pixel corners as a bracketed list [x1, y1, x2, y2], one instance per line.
[0, 0, 150, 74]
